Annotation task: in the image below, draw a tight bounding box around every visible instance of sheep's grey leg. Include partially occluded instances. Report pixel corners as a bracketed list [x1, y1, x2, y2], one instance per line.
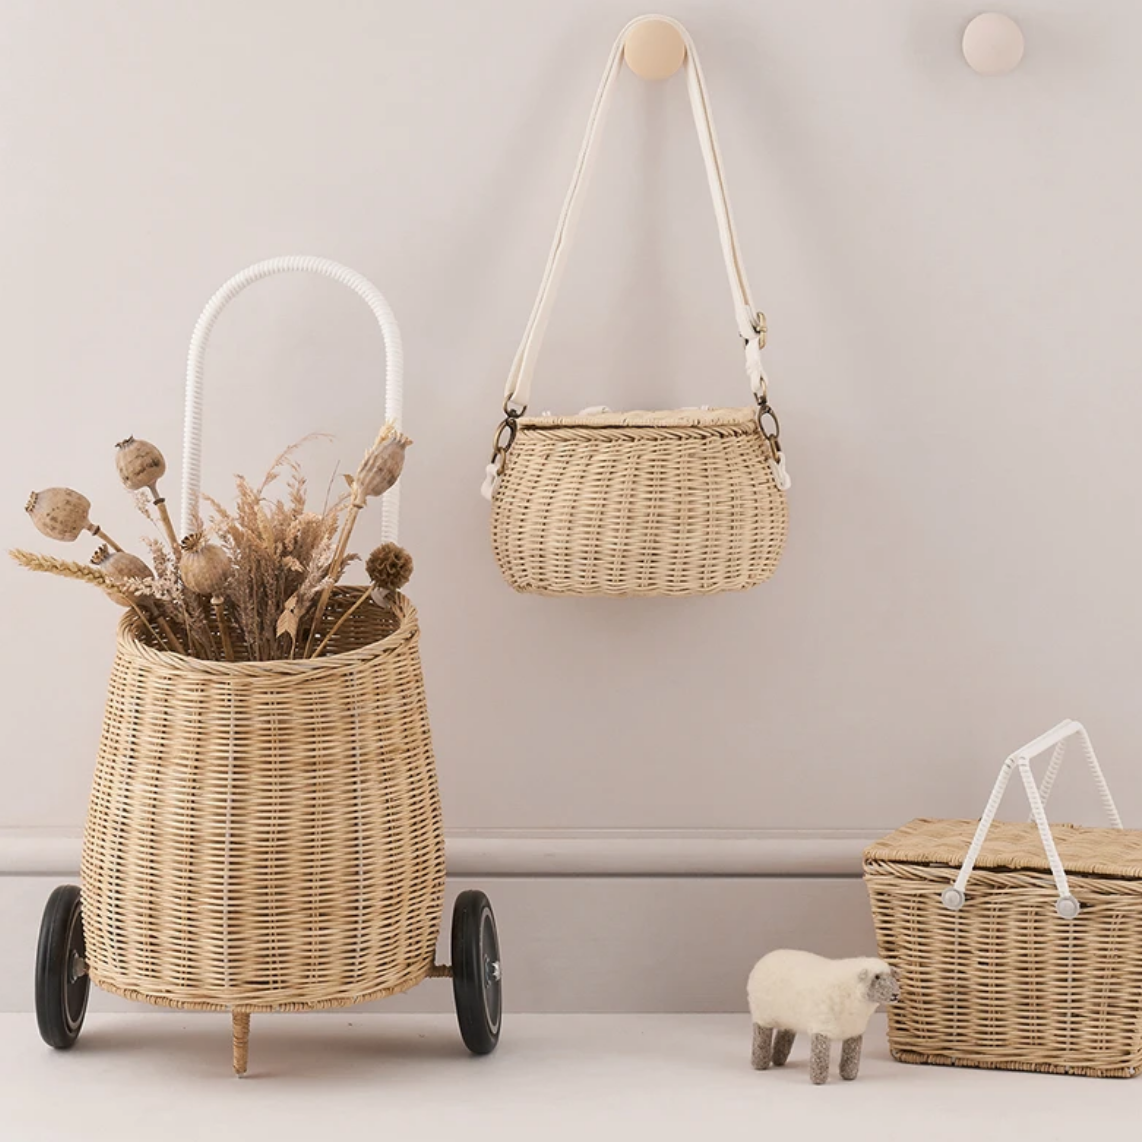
[809, 1034, 831, 1085]
[840, 1035, 862, 1081]
[772, 1030, 795, 1067]
[751, 1024, 774, 1070]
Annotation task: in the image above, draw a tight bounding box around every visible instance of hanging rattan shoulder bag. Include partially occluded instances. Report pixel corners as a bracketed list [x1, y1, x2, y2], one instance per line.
[483, 17, 790, 598]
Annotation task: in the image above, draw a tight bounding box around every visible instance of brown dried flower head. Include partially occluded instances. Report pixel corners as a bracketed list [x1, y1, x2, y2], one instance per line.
[366, 542, 414, 595]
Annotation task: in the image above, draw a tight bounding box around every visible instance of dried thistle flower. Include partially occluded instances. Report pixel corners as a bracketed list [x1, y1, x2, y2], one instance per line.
[116, 436, 180, 553]
[366, 542, 413, 597]
[26, 488, 124, 552]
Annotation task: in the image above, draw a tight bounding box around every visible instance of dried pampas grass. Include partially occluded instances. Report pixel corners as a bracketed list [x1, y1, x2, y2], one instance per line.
[201, 437, 346, 661]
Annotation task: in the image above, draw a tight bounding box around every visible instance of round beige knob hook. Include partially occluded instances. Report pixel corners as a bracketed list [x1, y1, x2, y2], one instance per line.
[624, 17, 686, 80]
[962, 13, 1024, 75]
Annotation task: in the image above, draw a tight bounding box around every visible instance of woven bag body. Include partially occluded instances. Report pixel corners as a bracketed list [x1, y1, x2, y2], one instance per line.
[492, 409, 788, 596]
[487, 21, 791, 598]
[81, 591, 446, 1012]
[864, 722, 1142, 1078]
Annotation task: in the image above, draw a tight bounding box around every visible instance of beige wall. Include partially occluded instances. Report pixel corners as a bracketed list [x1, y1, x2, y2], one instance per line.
[3, 0, 1140, 883]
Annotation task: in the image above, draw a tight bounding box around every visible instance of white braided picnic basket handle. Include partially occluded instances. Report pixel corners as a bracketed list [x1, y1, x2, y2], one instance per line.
[941, 720, 1123, 920]
[181, 256, 405, 543]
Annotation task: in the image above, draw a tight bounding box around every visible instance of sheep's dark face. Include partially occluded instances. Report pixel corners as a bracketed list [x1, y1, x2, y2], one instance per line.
[865, 968, 900, 1005]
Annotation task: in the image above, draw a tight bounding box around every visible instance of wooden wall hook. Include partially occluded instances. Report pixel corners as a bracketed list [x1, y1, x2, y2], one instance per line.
[962, 13, 1024, 75]
[624, 17, 687, 80]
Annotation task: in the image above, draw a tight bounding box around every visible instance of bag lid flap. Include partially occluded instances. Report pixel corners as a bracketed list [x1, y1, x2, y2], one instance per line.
[517, 407, 757, 430]
[864, 817, 1142, 881]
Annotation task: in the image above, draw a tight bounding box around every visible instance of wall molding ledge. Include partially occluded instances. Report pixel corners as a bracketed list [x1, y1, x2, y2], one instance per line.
[0, 827, 883, 879]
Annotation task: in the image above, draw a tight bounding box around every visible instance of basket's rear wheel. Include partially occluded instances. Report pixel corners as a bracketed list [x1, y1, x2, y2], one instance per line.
[451, 890, 502, 1055]
[35, 885, 90, 1049]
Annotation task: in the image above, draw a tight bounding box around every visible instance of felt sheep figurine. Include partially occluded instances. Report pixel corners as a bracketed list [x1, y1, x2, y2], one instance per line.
[747, 950, 899, 1084]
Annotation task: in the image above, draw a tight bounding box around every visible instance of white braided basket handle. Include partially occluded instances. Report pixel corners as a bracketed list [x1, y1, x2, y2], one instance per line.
[181, 256, 404, 543]
[502, 15, 772, 412]
[941, 720, 1123, 920]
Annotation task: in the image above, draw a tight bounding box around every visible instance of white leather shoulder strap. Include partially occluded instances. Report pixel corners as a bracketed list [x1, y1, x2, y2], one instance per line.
[503, 15, 767, 412]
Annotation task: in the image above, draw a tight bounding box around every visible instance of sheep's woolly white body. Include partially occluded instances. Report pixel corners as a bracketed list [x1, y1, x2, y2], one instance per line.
[747, 950, 888, 1041]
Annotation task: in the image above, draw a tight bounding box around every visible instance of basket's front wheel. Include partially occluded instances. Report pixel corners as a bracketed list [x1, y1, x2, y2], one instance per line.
[451, 890, 502, 1055]
[35, 885, 90, 1049]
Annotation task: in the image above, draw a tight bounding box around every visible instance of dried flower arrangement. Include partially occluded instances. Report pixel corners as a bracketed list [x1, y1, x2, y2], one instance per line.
[12, 427, 413, 662]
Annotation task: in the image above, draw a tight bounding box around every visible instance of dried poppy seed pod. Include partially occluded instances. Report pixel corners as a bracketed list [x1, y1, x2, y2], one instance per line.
[26, 487, 124, 551]
[116, 436, 180, 553]
[115, 437, 166, 496]
[352, 430, 412, 507]
[302, 423, 413, 659]
[366, 542, 413, 598]
[91, 545, 153, 608]
[179, 533, 231, 598]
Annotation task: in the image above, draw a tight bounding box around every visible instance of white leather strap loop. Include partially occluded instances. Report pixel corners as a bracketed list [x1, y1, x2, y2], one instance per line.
[941, 720, 1122, 919]
[181, 256, 404, 543]
[504, 15, 765, 410]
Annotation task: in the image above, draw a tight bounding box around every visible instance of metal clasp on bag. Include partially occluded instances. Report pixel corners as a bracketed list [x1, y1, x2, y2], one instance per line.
[482, 401, 526, 501]
[755, 392, 791, 492]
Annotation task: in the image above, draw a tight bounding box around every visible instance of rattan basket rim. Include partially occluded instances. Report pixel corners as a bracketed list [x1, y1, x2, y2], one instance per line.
[117, 588, 417, 678]
[516, 406, 757, 429]
[864, 816, 1142, 880]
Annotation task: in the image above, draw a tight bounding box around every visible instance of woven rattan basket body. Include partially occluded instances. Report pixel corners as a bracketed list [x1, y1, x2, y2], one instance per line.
[81, 590, 445, 1012]
[491, 408, 788, 597]
[865, 817, 1142, 1078]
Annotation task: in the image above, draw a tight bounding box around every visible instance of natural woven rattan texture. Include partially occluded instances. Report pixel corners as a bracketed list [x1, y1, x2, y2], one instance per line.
[491, 407, 788, 597]
[864, 818, 1142, 1077]
[81, 589, 446, 1013]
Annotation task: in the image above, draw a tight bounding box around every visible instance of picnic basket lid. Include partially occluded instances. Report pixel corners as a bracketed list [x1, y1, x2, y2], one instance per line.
[864, 817, 1142, 881]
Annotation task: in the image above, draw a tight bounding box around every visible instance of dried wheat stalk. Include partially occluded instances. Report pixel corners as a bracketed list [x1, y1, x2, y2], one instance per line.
[200, 439, 346, 662]
[9, 548, 181, 653]
[10, 548, 118, 589]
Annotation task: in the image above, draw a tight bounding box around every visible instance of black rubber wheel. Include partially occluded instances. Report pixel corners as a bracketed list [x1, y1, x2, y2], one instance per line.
[35, 885, 90, 1049]
[451, 890, 502, 1055]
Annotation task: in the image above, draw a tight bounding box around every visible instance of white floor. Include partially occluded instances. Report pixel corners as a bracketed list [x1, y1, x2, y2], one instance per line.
[0, 1013, 1135, 1140]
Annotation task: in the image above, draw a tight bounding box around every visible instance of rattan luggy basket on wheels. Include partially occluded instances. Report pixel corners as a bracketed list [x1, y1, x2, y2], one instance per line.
[32, 258, 503, 1075]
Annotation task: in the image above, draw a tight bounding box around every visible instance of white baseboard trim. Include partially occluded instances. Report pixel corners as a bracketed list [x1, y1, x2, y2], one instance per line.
[1, 827, 885, 1012]
[0, 873, 878, 1013]
[0, 827, 881, 879]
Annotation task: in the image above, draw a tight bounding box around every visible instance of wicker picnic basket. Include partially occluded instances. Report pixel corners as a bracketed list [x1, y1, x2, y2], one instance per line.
[34, 258, 503, 1075]
[864, 720, 1142, 1078]
[484, 18, 790, 598]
